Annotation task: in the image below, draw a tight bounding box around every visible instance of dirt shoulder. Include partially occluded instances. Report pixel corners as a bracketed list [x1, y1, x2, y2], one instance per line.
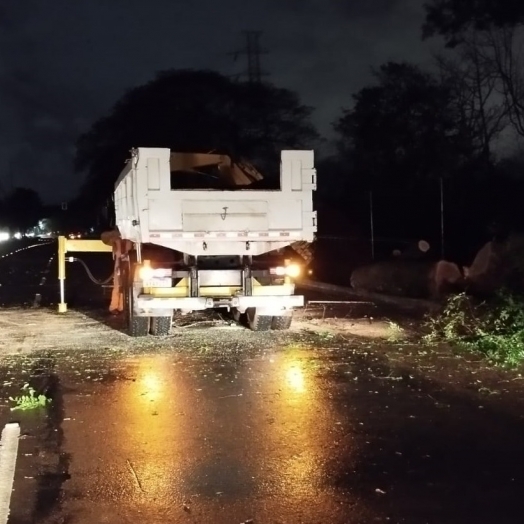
[1, 306, 523, 418]
[0, 305, 407, 356]
[0, 308, 127, 355]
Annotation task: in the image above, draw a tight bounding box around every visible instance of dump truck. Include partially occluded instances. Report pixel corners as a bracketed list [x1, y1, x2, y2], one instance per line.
[101, 147, 316, 336]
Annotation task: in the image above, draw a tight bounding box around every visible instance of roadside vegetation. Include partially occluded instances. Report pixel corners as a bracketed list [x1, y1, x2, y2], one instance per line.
[423, 292, 524, 367]
[9, 383, 51, 411]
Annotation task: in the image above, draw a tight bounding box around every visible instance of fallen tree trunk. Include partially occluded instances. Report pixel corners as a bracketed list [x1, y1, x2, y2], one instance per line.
[350, 260, 464, 300]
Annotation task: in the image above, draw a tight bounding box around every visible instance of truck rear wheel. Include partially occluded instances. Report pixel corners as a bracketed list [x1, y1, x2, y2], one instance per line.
[122, 261, 149, 337]
[271, 315, 293, 330]
[150, 316, 172, 336]
[231, 308, 242, 323]
[246, 308, 272, 332]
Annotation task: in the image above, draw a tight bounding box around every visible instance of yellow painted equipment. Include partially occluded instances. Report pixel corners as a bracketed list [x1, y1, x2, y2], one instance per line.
[57, 236, 112, 313]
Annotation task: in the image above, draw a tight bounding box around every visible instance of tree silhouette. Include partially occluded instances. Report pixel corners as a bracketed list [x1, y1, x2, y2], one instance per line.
[333, 62, 475, 188]
[75, 69, 319, 209]
[423, 0, 524, 45]
[434, 41, 508, 172]
[3, 187, 43, 234]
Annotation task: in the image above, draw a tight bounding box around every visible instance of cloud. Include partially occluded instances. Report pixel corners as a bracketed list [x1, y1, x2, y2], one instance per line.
[0, 0, 437, 203]
[259, 0, 436, 135]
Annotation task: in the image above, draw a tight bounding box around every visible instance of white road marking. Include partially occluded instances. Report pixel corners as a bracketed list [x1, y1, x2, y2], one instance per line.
[0, 423, 21, 524]
[0, 240, 53, 260]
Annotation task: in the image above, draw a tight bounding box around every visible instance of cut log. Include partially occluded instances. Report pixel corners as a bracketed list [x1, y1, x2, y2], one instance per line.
[351, 260, 463, 300]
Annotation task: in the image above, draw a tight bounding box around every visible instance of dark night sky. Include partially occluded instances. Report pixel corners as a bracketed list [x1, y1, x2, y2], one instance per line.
[0, 0, 435, 204]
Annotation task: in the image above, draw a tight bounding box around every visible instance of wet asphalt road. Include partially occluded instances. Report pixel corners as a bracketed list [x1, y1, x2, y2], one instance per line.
[1, 239, 524, 523]
[4, 349, 368, 524]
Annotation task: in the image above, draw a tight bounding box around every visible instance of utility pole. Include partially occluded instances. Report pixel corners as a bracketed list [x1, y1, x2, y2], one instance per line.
[440, 177, 445, 259]
[369, 190, 375, 261]
[229, 30, 269, 84]
[228, 31, 271, 162]
[7, 158, 14, 193]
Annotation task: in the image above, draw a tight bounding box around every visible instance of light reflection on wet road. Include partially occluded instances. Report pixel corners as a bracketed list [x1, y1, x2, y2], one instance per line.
[4, 349, 367, 523]
[3, 336, 524, 523]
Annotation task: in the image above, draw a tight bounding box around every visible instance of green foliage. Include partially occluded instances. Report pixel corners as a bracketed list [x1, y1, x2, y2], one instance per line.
[387, 321, 405, 342]
[9, 383, 51, 411]
[424, 291, 524, 366]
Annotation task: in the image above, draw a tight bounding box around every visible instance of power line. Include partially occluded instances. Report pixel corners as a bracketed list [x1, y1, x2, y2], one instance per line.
[229, 30, 269, 84]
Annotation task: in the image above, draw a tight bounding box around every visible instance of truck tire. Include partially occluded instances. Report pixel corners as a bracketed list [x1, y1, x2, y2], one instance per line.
[246, 308, 272, 331]
[150, 316, 172, 336]
[125, 289, 149, 337]
[231, 308, 242, 323]
[271, 315, 293, 330]
[122, 261, 149, 337]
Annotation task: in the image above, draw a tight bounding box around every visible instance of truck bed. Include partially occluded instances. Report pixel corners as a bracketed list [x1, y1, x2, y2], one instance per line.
[114, 148, 317, 257]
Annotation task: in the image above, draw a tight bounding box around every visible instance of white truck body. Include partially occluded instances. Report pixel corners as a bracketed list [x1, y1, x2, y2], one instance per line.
[114, 148, 317, 257]
[112, 147, 317, 325]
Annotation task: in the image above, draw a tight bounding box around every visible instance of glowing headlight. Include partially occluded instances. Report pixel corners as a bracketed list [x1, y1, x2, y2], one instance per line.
[285, 264, 301, 278]
[138, 263, 172, 282]
[139, 265, 154, 281]
[272, 264, 301, 278]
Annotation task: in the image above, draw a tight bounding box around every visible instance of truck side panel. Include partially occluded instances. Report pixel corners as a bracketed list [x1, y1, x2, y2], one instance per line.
[114, 148, 316, 257]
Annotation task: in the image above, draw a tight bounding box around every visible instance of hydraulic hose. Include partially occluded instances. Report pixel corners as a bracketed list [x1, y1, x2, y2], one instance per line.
[70, 257, 114, 286]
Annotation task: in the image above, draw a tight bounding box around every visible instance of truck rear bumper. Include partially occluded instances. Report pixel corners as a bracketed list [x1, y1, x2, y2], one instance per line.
[136, 294, 304, 315]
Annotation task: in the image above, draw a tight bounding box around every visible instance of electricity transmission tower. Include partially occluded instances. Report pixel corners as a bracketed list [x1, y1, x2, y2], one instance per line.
[229, 31, 269, 84]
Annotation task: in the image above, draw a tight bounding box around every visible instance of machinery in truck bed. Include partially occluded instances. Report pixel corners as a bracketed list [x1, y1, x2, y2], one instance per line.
[58, 147, 317, 336]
